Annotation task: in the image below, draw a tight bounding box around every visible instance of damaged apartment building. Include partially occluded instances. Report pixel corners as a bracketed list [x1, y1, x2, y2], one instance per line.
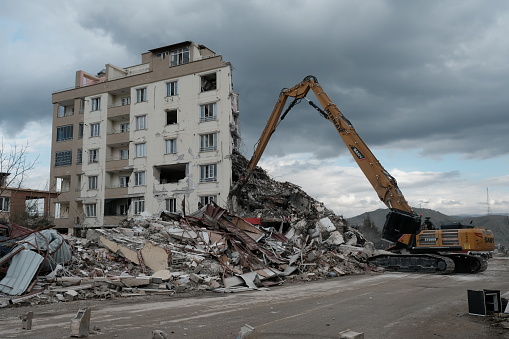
[50, 41, 240, 234]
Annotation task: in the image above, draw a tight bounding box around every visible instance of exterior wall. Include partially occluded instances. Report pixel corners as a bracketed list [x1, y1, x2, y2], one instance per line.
[50, 41, 239, 233]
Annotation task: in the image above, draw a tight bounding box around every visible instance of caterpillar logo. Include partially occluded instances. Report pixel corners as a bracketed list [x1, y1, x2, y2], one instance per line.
[424, 238, 437, 242]
[351, 146, 365, 160]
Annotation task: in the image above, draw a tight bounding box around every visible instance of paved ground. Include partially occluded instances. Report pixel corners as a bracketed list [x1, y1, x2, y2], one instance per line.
[0, 257, 507, 338]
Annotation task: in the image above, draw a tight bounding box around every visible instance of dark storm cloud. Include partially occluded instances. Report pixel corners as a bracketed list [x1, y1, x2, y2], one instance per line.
[3, 0, 509, 162]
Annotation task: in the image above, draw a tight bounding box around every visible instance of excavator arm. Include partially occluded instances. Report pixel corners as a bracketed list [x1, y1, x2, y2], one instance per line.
[230, 75, 413, 214]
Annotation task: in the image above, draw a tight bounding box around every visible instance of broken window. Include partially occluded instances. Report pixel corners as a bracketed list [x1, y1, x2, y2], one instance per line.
[136, 88, 147, 102]
[135, 143, 146, 157]
[78, 123, 84, 138]
[135, 115, 147, 130]
[166, 198, 177, 212]
[104, 198, 129, 216]
[90, 123, 100, 137]
[155, 163, 187, 184]
[200, 164, 217, 182]
[200, 102, 217, 122]
[200, 133, 217, 152]
[0, 197, 10, 211]
[56, 125, 73, 141]
[84, 203, 97, 217]
[166, 109, 177, 125]
[88, 149, 99, 163]
[167, 81, 178, 96]
[55, 150, 72, 167]
[135, 171, 145, 186]
[200, 195, 216, 206]
[88, 175, 98, 190]
[91, 97, 101, 111]
[201, 73, 217, 92]
[165, 139, 177, 154]
[133, 198, 145, 214]
[170, 47, 189, 66]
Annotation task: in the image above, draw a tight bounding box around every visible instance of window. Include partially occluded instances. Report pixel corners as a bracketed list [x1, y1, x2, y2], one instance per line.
[200, 164, 217, 182]
[79, 99, 85, 114]
[121, 97, 131, 106]
[136, 88, 147, 103]
[166, 198, 177, 213]
[55, 150, 72, 167]
[84, 203, 97, 217]
[133, 199, 145, 215]
[134, 171, 145, 186]
[78, 123, 84, 138]
[200, 103, 217, 121]
[135, 115, 147, 130]
[119, 176, 129, 188]
[120, 123, 130, 133]
[166, 109, 177, 125]
[0, 197, 10, 212]
[135, 143, 146, 157]
[90, 123, 100, 137]
[120, 149, 129, 160]
[200, 133, 217, 152]
[165, 139, 177, 154]
[170, 47, 189, 66]
[91, 97, 101, 111]
[88, 176, 98, 190]
[58, 105, 74, 117]
[56, 125, 73, 141]
[58, 106, 65, 118]
[77, 148, 83, 164]
[166, 81, 178, 96]
[201, 73, 217, 92]
[200, 195, 216, 206]
[88, 149, 99, 163]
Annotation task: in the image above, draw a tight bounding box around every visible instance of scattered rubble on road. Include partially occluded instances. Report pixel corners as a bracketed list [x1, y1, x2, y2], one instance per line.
[0, 151, 382, 307]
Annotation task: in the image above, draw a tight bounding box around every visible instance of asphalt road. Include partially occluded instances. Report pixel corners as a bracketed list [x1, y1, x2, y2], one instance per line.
[0, 257, 507, 339]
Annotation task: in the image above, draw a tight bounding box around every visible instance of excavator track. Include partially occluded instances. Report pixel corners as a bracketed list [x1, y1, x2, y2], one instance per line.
[443, 253, 488, 273]
[367, 253, 455, 274]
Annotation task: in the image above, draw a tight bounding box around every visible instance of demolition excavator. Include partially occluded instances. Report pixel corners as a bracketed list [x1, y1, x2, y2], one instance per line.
[229, 75, 494, 274]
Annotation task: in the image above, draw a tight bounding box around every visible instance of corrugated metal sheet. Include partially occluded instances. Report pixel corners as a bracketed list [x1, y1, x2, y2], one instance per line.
[0, 248, 43, 295]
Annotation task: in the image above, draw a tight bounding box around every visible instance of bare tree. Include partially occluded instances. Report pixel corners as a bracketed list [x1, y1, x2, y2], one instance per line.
[0, 138, 39, 195]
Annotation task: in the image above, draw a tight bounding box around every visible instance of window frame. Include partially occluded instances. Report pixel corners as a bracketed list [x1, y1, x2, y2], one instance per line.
[200, 164, 217, 182]
[84, 203, 97, 217]
[166, 81, 178, 96]
[165, 198, 177, 213]
[134, 171, 146, 186]
[88, 175, 98, 190]
[120, 149, 129, 160]
[200, 102, 217, 122]
[136, 88, 147, 103]
[135, 143, 146, 157]
[88, 149, 99, 164]
[200, 133, 217, 152]
[165, 139, 177, 154]
[135, 115, 147, 130]
[170, 48, 190, 66]
[133, 199, 145, 215]
[0, 197, 10, 212]
[91, 97, 101, 111]
[55, 150, 72, 167]
[200, 195, 217, 206]
[119, 176, 129, 188]
[76, 148, 83, 164]
[56, 125, 73, 142]
[90, 122, 100, 137]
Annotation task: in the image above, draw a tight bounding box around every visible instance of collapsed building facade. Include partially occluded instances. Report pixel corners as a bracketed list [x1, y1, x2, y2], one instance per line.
[50, 41, 240, 234]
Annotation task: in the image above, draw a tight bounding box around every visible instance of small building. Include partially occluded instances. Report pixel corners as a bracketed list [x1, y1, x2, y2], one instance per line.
[0, 172, 57, 223]
[50, 41, 240, 234]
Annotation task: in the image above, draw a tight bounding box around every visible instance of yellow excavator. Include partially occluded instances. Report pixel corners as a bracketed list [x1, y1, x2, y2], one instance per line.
[229, 75, 494, 274]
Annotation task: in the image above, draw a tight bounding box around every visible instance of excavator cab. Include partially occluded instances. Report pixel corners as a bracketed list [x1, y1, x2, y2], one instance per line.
[382, 209, 421, 243]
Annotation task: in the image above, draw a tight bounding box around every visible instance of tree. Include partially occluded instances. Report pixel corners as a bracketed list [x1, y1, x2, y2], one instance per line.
[0, 139, 38, 195]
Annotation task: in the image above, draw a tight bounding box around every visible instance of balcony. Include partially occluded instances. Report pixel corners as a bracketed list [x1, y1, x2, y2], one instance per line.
[107, 131, 129, 146]
[105, 186, 128, 199]
[108, 103, 130, 119]
[105, 157, 130, 172]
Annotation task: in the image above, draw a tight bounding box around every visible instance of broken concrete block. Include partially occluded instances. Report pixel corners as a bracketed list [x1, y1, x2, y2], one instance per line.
[70, 308, 91, 337]
[316, 217, 336, 233]
[189, 273, 203, 284]
[20, 311, 33, 330]
[152, 269, 172, 282]
[326, 231, 344, 245]
[237, 324, 258, 339]
[338, 329, 364, 339]
[65, 290, 79, 300]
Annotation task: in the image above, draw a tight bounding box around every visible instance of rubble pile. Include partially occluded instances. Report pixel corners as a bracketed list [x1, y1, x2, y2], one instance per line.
[0, 151, 379, 307]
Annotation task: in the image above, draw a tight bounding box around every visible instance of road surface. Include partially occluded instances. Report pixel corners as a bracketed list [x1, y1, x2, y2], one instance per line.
[0, 257, 507, 338]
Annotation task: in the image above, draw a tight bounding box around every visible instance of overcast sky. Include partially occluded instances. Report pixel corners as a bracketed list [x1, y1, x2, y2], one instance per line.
[1, 0, 509, 217]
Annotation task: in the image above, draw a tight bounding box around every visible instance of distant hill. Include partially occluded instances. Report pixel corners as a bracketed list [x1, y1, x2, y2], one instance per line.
[347, 208, 509, 246]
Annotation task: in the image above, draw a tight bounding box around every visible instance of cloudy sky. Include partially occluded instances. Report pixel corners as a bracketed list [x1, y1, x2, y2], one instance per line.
[1, 0, 509, 217]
